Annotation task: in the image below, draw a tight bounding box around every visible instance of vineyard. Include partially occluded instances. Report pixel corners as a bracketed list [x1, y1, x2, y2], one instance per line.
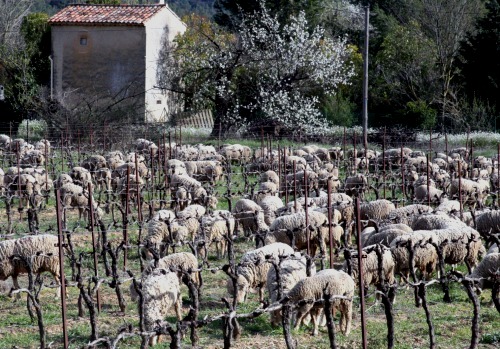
[0, 125, 498, 349]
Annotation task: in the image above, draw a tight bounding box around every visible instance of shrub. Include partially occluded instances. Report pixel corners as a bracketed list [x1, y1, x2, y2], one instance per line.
[16, 119, 47, 141]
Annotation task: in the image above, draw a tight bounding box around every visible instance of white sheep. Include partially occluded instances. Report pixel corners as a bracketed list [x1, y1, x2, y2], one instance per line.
[140, 252, 200, 288]
[343, 246, 395, 298]
[266, 253, 316, 326]
[1, 235, 61, 297]
[360, 199, 396, 221]
[227, 243, 294, 303]
[468, 252, 499, 292]
[200, 212, 235, 258]
[81, 154, 107, 172]
[414, 185, 444, 203]
[387, 204, 433, 226]
[257, 195, 284, 225]
[141, 269, 182, 346]
[232, 199, 268, 237]
[141, 219, 188, 259]
[344, 173, 368, 198]
[266, 211, 339, 257]
[285, 269, 355, 336]
[260, 170, 279, 186]
[390, 230, 439, 281]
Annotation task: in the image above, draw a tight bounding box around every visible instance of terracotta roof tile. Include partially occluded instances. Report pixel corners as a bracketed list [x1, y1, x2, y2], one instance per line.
[49, 4, 165, 26]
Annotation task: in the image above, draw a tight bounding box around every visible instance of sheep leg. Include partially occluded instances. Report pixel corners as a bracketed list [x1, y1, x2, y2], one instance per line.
[294, 304, 313, 331]
[310, 308, 322, 336]
[12, 275, 21, 300]
[175, 296, 182, 320]
[258, 286, 265, 303]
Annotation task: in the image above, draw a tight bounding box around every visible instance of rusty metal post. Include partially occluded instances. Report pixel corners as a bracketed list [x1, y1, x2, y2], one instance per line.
[103, 121, 106, 151]
[60, 132, 64, 173]
[353, 131, 357, 172]
[284, 149, 288, 205]
[498, 144, 500, 207]
[44, 143, 49, 194]
[401, 144, 405, 204]
[445, 133, 448, 159]
[304, 170, 310, 256]
[55, 189, 69, 349]
[355, 197, 368, 349]
[383, 128, 386, 199]
[16, 143, 22, 220]
[88, 184, 101, 312]
[426, 154, 431, 207]
[278, 145, 281, 198]
[260, 127, 264, 160]
[77, 130, 81, 163]
[135, 154, 143, 231]
[327, 180, 334, 268]
[466, 127, 470, 160]
[458, 161, 463, 220]
[293, 161, 297, 212]
[149, 148, 155, 215]
[90, 125, 93, 153]
[470, 138, 473, 179]
[123, 166, 130, 270]
[168, 131, 172, 159]
[343, 126, 347, 170]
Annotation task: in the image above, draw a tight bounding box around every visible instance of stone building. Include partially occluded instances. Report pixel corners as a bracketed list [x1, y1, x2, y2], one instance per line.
[49, 2, 186, 122]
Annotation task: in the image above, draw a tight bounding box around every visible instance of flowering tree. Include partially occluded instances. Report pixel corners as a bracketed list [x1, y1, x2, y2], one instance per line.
[157, 4, 354, 136]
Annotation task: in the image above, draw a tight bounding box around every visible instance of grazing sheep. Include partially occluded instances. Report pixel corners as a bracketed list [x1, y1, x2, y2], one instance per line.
[345, 174, 368, 198]
[105, 151, 124, 170]
[54, 173, 73, 189]
[363, 224, 412, 247]
[474, 210, 500, 237]
[21, 150, 45, 167]
[1, 235, 61, 297]
[174, 187, 192, 211]
[266, 253, 316, 326]
[343, 246, 395, 296]
[191, 186, 218, 209]
[81, 155, 107, 172]
[360, 199, 396, 221]
[140, 269, 182, 346]
[177, 204, 206, 220]
[414, 185, 444, 203]
[387, 204, 433, 226]
[390, 230, 439, 281]
[449, 178, 490, 208]
[141, 252, 200, 288]
[232, 199, 268, 237]
[468, 253, 499, 292]
[9, 173, 42, 208]
[435, 199, 461, 214]
[260, 170, 279, 186]
[257, 195, 284, 225]
[94, 168, 112, 192]
[285, 269, 355, 336]
[70, 166, 93, 190]
[411, 213, 465, 230]
[141, 218, 188, 259]
[266, 211, 338, 257]
[434, 227, 484, 269]
[200, 212, 235, 258]
[228, 243, 294, 303]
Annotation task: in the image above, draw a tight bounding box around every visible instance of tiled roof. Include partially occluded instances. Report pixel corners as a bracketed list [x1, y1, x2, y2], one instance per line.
[49, 5, 165, 26]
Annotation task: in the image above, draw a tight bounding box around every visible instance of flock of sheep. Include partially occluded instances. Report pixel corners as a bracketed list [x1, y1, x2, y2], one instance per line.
[0, 134, 499, 347]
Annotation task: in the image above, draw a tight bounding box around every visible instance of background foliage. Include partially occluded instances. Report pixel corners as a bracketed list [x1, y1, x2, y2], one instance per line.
[0, 0, 498, 135]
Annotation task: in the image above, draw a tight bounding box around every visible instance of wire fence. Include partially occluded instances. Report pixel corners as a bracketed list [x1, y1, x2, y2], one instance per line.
[0, 122, 499, 349]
